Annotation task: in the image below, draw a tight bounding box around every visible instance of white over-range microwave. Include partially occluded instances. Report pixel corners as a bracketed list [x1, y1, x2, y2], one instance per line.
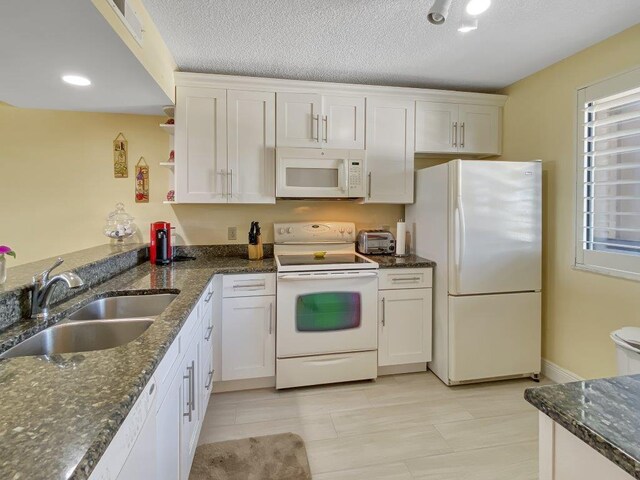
[276, 148, 366, 199]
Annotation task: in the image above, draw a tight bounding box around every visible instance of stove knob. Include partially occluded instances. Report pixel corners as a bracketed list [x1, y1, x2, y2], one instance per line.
[286, 227, 293, 234]
[347, 228, 353, 235]
[339, 227, 345, 234]
[278, 228, 285, 234]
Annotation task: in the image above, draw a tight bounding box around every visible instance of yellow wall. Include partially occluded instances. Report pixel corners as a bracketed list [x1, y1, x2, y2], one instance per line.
[500, 24, 640, 379]
[0, 103, 402, 267]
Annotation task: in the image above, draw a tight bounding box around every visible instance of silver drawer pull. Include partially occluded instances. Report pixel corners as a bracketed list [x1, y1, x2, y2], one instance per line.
[233, 283, 266, 289]
[205, 369, 214, 390]
[204, 325, 213, 341]
[391, 277, 421, 282]
[205, 291, 214, 303]
[183, 364, 194, 421]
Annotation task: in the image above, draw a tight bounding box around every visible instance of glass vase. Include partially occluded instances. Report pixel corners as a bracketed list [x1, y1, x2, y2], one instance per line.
[0, 256, 6, 285]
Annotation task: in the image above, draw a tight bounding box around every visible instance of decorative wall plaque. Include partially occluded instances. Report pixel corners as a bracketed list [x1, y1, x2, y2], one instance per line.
[113, 133, 128, 178]
[135, 157, 149, 203]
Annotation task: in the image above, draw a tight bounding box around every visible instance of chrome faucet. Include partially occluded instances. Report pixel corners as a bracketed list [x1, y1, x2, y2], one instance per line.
[31, 258, 85, 319]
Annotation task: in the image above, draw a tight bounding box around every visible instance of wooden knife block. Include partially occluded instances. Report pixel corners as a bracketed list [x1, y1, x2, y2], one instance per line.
[248, 235, 263, 260]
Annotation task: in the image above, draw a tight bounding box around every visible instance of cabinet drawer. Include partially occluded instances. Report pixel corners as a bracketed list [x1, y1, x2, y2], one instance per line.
[379, 268, 432, 290]
[222, 273, 275, 297]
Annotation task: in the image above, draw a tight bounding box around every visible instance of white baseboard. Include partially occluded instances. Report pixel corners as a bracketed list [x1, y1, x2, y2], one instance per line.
[541, 359, 583, 384]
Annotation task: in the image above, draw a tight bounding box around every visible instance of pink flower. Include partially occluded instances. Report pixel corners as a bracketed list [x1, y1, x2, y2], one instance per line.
[0, 246, 16, 258]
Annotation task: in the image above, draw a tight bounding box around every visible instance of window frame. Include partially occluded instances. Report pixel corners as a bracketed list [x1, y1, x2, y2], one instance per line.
[574, 67, 640, 281]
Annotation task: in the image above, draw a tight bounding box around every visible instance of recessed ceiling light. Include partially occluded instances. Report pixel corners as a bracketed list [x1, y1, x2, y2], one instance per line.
[465, 0, 491, 16]
[458, 19, 479, 33]
[62, 75, 91, 87]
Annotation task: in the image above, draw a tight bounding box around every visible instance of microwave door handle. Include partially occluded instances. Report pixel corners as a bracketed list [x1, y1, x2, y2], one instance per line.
[342, 161, 349, 193]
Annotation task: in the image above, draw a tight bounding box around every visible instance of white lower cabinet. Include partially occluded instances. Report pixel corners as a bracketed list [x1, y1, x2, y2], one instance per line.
[156, 361, 182, 480]
[221, 295, 276, 380]
[539, 414, 634, 480]
[180, 327, 201, 480]
[378, 268, 433, 367]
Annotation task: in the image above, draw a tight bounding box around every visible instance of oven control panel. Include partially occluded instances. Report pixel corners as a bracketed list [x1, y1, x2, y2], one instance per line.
[274, 222, 356, 244]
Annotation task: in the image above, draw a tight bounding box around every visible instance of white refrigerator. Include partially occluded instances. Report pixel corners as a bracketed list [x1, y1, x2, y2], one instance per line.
[406, 160, 542, 385]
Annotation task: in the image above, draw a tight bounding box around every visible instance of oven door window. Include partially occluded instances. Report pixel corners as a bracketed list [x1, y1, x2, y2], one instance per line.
[296, 292, 361, 332]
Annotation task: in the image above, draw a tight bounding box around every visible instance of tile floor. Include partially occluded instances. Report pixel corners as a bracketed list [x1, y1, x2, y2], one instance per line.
[198, 372, 550, 479]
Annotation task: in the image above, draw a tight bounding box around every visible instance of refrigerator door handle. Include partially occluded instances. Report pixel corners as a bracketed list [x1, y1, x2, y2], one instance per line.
[455, 195, 466, 290]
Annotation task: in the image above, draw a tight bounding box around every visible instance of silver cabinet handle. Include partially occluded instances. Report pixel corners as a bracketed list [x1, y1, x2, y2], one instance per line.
[183, 364, 194, 421]
[367, 172, 372, 199]
[228, 169, 233, 199]
[312, 114, 320, 141]
[205, 290, 213, 303]
[322, 115, 328, 142]
[268, 302, 273, 335]
[233, 282, 266, 289]
[204, 325, 213, 341]
[149, 383, 155, 395]
[460, 122, 465, 148]
[391, 276, 422, 282]
[453, 122, 458, 148]
[189, 360, 196, 412]
[205, 369, 214, 390]
[381, 297, 386, 327]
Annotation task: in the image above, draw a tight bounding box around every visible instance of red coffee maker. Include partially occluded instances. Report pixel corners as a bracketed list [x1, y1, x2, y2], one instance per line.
[150, 221, 172, 265]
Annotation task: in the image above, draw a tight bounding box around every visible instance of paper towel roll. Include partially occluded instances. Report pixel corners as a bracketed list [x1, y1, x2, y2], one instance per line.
[396, 220, 406, 256]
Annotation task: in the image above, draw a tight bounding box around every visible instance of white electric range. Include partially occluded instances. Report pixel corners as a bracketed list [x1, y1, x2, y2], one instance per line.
[274, 222, 379, 389]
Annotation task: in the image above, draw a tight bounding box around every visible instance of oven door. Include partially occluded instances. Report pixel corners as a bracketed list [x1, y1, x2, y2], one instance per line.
[276, 271, 378, 357]
[276, 148, 349, 198]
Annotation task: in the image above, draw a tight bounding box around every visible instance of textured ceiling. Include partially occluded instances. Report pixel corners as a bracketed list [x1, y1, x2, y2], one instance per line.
[143, 0, 640, 91]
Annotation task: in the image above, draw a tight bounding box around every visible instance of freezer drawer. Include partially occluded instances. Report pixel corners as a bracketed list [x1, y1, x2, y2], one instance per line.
[448, 292, 541, 383]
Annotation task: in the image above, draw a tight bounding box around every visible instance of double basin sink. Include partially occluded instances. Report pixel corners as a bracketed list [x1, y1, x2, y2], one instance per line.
[0, 294, 177, 359]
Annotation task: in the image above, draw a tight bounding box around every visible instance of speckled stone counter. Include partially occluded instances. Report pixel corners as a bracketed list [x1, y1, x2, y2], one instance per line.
[525, 376, 640, 479]
[364, 253, 435, 269]
[0, 254, 275, 480]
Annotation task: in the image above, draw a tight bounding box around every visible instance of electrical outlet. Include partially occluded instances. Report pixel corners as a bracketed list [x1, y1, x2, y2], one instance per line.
[228, 226, 237, 241]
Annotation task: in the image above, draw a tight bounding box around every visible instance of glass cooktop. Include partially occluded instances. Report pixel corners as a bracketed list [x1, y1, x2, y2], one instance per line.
[277, 254, 372, 266]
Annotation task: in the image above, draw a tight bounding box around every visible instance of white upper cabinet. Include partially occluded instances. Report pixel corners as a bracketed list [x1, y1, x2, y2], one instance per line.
[277, 92, 365, 149]
[415, 102, 459, 153]
[175, 86, 227, 203]
[415, 101, 501, 155]
[227, 90, 276, 204]
[175, 86, 276, 204]
[458, 104, 501, 155]
[322, 95, 365, 149]
[365, 96, 415, 204]
[276, 92, 322, 147]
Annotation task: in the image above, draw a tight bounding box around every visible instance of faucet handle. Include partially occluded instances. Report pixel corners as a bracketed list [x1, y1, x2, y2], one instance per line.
[33, 257, 64, 285]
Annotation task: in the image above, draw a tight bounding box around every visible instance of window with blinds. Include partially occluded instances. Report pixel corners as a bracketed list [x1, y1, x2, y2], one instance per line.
[576, 67, 640, 280]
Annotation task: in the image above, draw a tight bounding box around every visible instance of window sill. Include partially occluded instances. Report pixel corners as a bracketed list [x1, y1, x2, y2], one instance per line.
[572, 263, 640, 283]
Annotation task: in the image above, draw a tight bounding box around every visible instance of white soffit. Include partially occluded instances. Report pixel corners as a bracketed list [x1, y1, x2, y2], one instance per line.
[0, 1, 171, 114]
[143, 0, 640, 91]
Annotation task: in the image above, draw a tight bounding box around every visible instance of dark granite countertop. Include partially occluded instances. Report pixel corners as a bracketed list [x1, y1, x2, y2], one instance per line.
[365, 253, 435, 269]
[0, 255, 275, 480]
[525, 376, 640, 479]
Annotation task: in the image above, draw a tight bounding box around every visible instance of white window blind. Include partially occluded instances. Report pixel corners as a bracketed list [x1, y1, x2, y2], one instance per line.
[576, 67, 640, 280]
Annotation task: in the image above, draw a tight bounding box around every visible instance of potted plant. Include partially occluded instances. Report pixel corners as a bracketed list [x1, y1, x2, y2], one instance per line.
[0, 246, 16, 284]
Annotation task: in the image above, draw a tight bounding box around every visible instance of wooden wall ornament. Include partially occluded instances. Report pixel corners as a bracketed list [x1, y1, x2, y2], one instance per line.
[135, 157, 149, 203]
[113, 133, 128, 178]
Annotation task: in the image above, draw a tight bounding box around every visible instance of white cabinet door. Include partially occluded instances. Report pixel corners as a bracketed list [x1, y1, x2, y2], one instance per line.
[276, 92, 322, 147]
[322, 95, 365, 149]
[378, 289, 432, 367]
[365, 96, 415, 204]
[175, 86, 228, 203]
[458, 104, 501, 155]
[180, 330, 200, 480]
[415, 101, 459, 153]
[156, 367, 182, 480]
[222, 296, 275, 380]
[227, 90, 276, 204]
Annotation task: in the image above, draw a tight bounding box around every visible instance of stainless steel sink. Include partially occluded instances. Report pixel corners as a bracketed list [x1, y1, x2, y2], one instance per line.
[0, 318, 154, 359]
[68, 293, 177, 321]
